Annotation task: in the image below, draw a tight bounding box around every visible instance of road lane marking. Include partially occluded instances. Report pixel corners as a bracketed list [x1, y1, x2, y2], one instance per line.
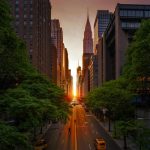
[74, 106, 77, 150]
[75, 123, 77, 150]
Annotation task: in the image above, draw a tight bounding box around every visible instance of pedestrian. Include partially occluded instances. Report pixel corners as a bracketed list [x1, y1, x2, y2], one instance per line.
[68, 127, 71, 134]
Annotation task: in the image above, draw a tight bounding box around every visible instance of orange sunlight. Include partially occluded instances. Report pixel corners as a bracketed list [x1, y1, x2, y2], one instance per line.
[73, 86, 76, 97]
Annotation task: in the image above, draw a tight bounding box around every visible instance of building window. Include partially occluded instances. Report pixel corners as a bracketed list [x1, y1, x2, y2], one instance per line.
[30, 35, 33, 39]
[135, 11, 143, 17]
[24, 0, 27, 4]
[128, 10, 135, 17]
[15, 7, 19, 12]
[16, 14, 19, 18]
[24, 21, 27, 25]
[15, 0, 19, 4]
[29, 49, 33, 53]
[121, 22, 140, 29]
[145, 11, 150, 17]
[120, 10, 127, 16]
[120, 10, 144, 17]
[30, 21, 33, 25]
[15, 21, 19, 26]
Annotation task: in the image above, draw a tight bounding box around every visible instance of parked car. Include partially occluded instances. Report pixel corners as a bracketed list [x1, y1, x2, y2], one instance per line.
[94, 138, 106, 150]
[34, 139, 48, 150]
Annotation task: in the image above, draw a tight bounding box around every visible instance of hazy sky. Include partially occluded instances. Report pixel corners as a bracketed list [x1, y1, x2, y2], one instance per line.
[51, 0, 149, 93]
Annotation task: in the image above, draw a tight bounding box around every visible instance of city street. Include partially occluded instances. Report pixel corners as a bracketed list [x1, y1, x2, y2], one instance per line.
[45, 103, 121, 150]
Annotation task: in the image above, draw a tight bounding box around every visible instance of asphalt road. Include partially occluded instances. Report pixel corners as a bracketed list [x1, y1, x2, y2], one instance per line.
[45, 104, 121, 150]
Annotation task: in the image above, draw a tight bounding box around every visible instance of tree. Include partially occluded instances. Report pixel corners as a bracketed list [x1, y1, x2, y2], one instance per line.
[0, 0, 70, 147]
[86, 78, 134, 131]
[0, 0, 36, 89]
[116, 120, 150, 150]
[19, 74, 71, 122]
[0, 122, 32, 150]
[123, 20, 150, 104]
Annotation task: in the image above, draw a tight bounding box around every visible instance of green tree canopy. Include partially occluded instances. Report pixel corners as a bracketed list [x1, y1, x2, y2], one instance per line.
[0, 1, 70, 149]
[86, 78, 134, 121]
[0, 122, 32, 150]
[123, 20, 150, 91]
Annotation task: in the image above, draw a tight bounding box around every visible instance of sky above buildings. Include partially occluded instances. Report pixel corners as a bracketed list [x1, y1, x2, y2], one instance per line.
[51, 0, 149, 94]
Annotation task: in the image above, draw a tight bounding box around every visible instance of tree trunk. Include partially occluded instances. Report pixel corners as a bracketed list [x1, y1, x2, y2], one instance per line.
[114, 121, 117, 137]
[33, 127, 36, 141]
[40, 126, 43, 134]
[123, 135, 127, 149]
[108, 117, 111, 132]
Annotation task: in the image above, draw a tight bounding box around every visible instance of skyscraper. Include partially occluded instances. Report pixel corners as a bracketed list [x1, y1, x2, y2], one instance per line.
[103, 4, 150, 81]
[32, 0, 52, 78]
[76, 66, 82, 98]
[10, 0, 52, 79]
[51, 19, 64, 87]
[94, 10, 112, 53]
[9, 0, 34, 60]
[93, 10, 112, 86]
[82, 14, 93, 97]
[83, 15, 93, 54]
[82, 14, 93, 73]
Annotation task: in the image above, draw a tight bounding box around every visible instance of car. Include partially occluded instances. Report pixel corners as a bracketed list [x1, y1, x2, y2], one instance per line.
[34, 139, 48, 150]
[94, 138, 106, 150]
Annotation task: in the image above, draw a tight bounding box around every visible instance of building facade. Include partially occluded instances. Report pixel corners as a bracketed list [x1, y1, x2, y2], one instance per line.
[62, 47, 69, 93]
[10, 0, 53, 79]
[93, 10, 112, 87]
[76, 66, 82, 98]
[10, 0, 34, 60]
[103, 4, 150, 82]
[67, 69, 73, 98]
[50, 44, 57, 84]
[94, 10, 112, 54]
[88, 55, 98, 91]
[51, 19, 64, 86]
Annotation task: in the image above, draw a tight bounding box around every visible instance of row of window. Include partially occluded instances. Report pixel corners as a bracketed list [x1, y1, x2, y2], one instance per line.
[99, 21, 109, 25]
[16, 14, 33, 18]
[15, 7, 33, 12]
[15, 0, 32, 5]
[98, 14, 111, 19]
[23, 35, 33, 39]
[121, 22, 140, 29]
[120, 10, 150, 17]
[15, 21, 33, 26]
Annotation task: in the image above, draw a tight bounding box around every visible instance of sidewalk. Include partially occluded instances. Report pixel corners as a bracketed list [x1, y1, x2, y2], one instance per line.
[93, 115, 139, 150]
